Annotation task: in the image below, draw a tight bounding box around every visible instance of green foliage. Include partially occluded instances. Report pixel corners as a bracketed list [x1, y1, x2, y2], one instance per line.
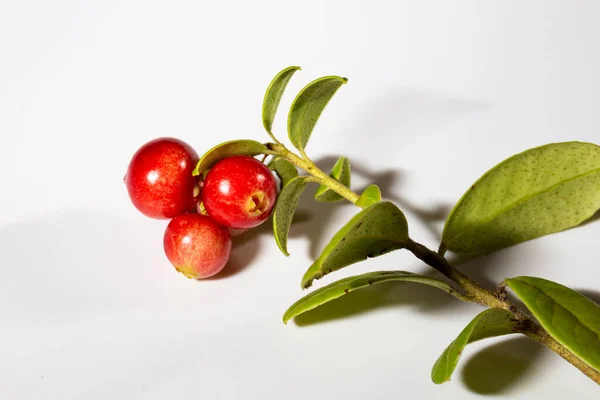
[314, 157, 351, 202]
[507, 276, 600, 371]
[192, 140, 267, 176]
[442, 142, 600, 255]
[269, 157, 299, 188]
[262, 66, 301, 141]
[431, 309, 518, 384]
[355, 184, 382, 207]
[301, 202, 409, 288]
[284, 270, 457, 323]
[288, 76, 347, 151]
[273, 176, 309, 256]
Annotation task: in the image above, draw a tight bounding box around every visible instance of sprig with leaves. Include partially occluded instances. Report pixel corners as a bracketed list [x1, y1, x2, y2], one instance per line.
[192, 66, 600, 388]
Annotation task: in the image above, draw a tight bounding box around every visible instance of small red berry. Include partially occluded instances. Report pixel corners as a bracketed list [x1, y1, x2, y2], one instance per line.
[125, 137, 199, 219]
[163, 214, 232, 279]
[202, 156, 278, 229]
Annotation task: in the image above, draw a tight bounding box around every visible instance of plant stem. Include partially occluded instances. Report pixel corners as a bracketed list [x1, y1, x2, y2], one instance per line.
[268, 142, 599, 385]
[269, 143, 360, 204]
[407, 238, 600, 384]
[522, 328, 600, 384]
[405, 239, 505, 309]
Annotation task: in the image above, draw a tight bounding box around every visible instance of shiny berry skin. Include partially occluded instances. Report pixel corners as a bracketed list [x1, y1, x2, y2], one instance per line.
[202, 156, 277, 229]
[125, 137, 199, 219]
[163, 214, 232, 279]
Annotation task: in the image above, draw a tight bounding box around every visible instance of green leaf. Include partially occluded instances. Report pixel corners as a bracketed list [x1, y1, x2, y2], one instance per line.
[284, 270, 457, 324]
[262, 66, 301, 141]
[288, 76, 348, 151]
[273, 176, 309, 256]
[506, 276, 600, 371]
[268, 157, 299, 189]
[314, 157, 351, 202]
[442, 142, 600, 255]
[192, 140, 267, 176]
[301, 201, 409, 288]
[431, 308, 518, 384]
[355, 184, 382, 208]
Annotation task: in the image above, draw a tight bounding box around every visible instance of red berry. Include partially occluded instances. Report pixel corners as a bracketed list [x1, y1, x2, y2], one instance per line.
[125, 137, 199, 219]
[202, 156, 277, 229]
[163, 214, 232, 279]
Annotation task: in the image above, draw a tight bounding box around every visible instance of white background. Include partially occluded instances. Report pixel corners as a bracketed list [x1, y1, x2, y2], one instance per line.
[1, 1, 599, 398]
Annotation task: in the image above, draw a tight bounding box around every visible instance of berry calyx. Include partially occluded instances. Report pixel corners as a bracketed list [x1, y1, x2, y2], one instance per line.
[125, 137, 199, 219]
[163, 214, 232, 279]
[202, 156, 278, 229]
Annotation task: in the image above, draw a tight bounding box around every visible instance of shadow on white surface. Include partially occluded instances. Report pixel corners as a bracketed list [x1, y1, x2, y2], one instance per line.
[460, 336, 545, 395]
[341, 88, 490, 147]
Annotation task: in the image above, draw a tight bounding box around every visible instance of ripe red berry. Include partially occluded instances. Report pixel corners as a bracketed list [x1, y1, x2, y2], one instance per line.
[125, 137, 199, 219]
[163, 214, 232, 279]
[202, 156, 278, 229]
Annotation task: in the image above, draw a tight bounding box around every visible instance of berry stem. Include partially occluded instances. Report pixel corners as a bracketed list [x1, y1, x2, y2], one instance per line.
[268, 143, 360, 204]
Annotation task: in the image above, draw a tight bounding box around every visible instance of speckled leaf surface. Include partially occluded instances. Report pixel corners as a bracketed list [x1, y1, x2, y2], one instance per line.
[192, 140, 267, 176]
[284, 271, 455, 323]
[288, 76, 347, 151]
[268, 157, 298, 189]
[442, 142, 600, 255]
[301, 201, 408, 288]
[507, 276, 600, 371]
[262, 66, 301, 140]
[273, 176, 309, 256]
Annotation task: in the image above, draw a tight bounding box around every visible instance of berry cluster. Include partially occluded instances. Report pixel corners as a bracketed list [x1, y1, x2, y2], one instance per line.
[124, 137, 277, 279]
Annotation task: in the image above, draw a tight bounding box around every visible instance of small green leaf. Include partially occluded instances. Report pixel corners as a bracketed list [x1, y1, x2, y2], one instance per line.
[314, 157, 351, 202]
[288, 76, 348, 151]
[192, 140, 267, 176]
[431, 308, 518, 384]
[268, 157, 299, 188]
[262, 66, 301, 141]
[301, 201, 409, 288]
[506, 276, 600, 371]
[355, 184, 382, 208]
[284, 270, 457, 324]
[273, 176, 309, 256]
[442, 142, 600, 255]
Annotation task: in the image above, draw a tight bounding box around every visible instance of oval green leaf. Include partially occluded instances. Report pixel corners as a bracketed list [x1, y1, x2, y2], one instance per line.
[314, 157, 351, 202]
[431, 308, 518, 384]
[506, 276, 600, 371]
[442, 142, 600, 255]
[288, 76, 348, 151]
[284, 270, 457, 324]
[262, 66, 301, 141]
[273, 176, 309, 256]
[301, 201, 409, 288]
[268, 157, 299, 189]
[192, 140, 268, 176]
[355, 184, 382, 208]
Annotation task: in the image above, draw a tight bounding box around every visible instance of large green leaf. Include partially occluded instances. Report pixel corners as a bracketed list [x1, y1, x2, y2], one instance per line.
[273, 176, 309, 256]
[262, 66, 301, 141]
[284, 270, 457, 324]
[355, 184, 382, 208]
[431, 308, 518, 384]
[288, 76, 347, 151]
[268, 157, 299, 189]
[442, 142, 600, 255]
[506, 276, 600, 371]
[192, 140, 267, 176]
[301, 201, 409, 288]
[314, 157, 351, 202]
